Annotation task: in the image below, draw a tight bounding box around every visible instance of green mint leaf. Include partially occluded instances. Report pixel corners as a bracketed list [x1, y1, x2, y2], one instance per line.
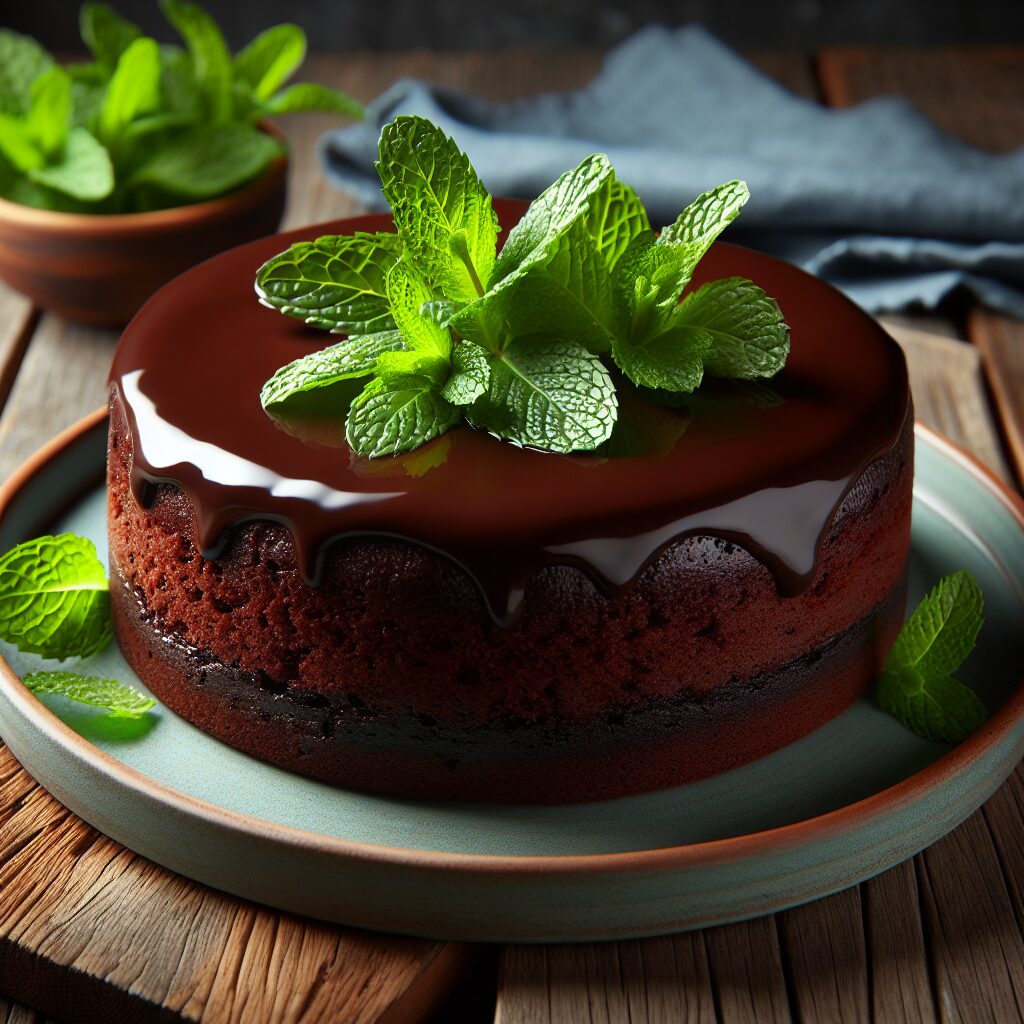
[377, 115, 498, 304]
[386, 259, 452, 368]
[0, 30, 54, 117]
[256, 232, 401, 335]
[583, 174, 651, 271]
[261, 331, 405, 411]
[128, 123, 279, 200]
[24, 671, 156, 719]
[877, 571, 987, 744]
[27, 127, 114, 200]
[99, 36, 162, 144]
[676, 277, 790, 380]
[877, 669, 987, 745]
[888, 571, 985, 680]
[26, 67, 71, 157]
[658, 179, 750, 251]
[0, 534, 112, 660]
[233, 24, 306, 102]
[0, 115, 44, 173]
[80, 3, 143, 75]
[345, 375, 460, 458]
[262, 83, 362, 119]
[160, 0, 233, 123]
[159, 43, 204, 121]
[442, 342, 490, 405]
[469, 336, 617, 453]
[420, 299, 460, 327]
[612, 317, 711, 393]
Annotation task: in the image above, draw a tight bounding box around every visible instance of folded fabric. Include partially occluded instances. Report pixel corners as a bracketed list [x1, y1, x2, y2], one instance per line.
[320, 25, 1024, 318]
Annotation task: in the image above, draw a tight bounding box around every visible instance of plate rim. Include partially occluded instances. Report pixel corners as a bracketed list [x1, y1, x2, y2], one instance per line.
[1, 407, 1022, 877]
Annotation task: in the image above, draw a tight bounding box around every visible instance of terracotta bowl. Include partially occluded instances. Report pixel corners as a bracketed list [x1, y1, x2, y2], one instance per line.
[0, 130, 287, 327]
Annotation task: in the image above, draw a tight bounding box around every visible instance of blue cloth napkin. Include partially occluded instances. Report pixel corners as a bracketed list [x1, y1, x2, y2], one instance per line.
[320, 25, 1024, 318]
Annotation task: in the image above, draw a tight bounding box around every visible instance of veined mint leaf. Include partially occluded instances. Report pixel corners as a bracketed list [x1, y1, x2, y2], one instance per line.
[676, 277, 790, 380]
[0, 30, 54, 117]
[377, 115, 498, 304]
[386, 259, 452, 367]
[256, 232, 401, 334]
[28, 128, 114, 200]
[346, 375, 460, 458]
[26, 67, 71, 157]
[160, 0, 233, 123]
[658, 179, 750, 251]
[80, 3, 143, 76]
[24, 671, 156, 718]
[442, 342, 490, 405]
[128, 123, 279, 200]
[469, 337, 617, 453]
[420, 299, 460, 328]
[99, 36, 162, 144]
[583, 174, 650, 271]
[233, 24, 306, 102]
[878, 571, 987, 744]
[261, 331, 406, 411]
[887, 571, 985, 680]
[0, 534, 112, 660]
[263, 83, 363, 119]
[0, 116, 44, 173]
[611, 318, 711, 393]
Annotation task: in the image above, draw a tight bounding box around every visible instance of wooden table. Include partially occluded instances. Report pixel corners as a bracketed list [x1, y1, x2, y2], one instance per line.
[1, 45, 1022, 1024]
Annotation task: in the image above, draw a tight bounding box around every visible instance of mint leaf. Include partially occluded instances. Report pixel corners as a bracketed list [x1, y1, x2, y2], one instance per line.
[24, 671, 156, 718]
[28, 128, 114, 200]
[261, 331, 405, 411]
[128, 123, 279, 200]
[0, 30, 54, 117]
[160, 0, 233, 123]
[888, 571, 985, 680]
[386, 259, 452, 368]
[658, 179, 750, 251]
[256, 232, 401, 334]
[80, 3, 143, 76]
[583, 174, 650, 271]
[442, 342, 490, 405]
[469, 337, 617, 453]
[233, 24, 306, 102]
[611, 318, 711, 393]
[0, 534, 112, 660]
[26, 67, 71, 157]
[346, 375, 460, 458]
[99, 37, 162, 144]
[0, 116, 44, 173]
[262, 83, 362, 119]
[676, 277, 790, 380]
[877, 571, 987, 744]
[377, 115, 498, 304]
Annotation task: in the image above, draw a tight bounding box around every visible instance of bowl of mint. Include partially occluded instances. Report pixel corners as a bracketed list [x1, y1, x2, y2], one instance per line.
[0, 1, 362, 326]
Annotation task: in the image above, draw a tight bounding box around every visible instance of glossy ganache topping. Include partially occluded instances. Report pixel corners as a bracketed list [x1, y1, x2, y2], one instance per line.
[110, 202, 909, 624]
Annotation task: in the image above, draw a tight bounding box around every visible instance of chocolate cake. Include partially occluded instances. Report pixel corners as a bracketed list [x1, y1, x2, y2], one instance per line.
[107, 199, 912, 804]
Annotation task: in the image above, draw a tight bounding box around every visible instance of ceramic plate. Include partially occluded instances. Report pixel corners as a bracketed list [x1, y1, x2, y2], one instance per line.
[0, 411, 1022, 942]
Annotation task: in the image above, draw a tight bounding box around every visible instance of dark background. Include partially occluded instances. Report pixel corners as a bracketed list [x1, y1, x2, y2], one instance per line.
[5, 0, 1024, 51]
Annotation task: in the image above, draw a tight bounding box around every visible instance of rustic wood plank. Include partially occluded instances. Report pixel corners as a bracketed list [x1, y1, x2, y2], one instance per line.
[863, 860, 937, 1023]
[917, 811, 1024, 1021]
[968, 310, 1024, 488]
[0, 746, 473, 1024]
[0, 286, 36, 421]
[0, 997, 52, 1024]
[777, 886, 870, 1024]
[983, 763, 1024, 937]
[703, 917, 792, 1024]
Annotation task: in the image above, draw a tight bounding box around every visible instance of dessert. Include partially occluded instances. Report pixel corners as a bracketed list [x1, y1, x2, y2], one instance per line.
[107, 205, 912, 804]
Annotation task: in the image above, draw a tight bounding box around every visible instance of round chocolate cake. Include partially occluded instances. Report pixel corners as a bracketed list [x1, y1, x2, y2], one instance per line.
[107, 200, 912, 803]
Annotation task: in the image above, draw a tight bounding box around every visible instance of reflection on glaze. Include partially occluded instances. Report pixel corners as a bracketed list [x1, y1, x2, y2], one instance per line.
[110, 201, 909, 624]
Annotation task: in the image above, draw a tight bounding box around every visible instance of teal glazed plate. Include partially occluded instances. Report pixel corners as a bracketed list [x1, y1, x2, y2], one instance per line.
[1, 411, 1022, 942]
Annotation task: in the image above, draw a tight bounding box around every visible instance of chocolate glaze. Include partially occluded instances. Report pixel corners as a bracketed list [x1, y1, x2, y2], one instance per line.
[110, 199, 910, 624]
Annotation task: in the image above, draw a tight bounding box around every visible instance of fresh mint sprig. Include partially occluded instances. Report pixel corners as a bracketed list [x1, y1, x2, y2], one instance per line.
[256, 115, 790, 458]
[0, 3, 362, 214]
[877, 571, 987, 744]
[0, 534, 158, 720]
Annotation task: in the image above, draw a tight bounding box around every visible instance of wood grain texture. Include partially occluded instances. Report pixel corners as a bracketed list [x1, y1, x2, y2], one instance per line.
[0, 286, 36, 420]
[703, 917, 792, 1024]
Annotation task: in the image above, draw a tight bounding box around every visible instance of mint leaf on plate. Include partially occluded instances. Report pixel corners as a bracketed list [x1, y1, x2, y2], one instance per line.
[658, 179, 750, 251]
[256, 232, 402, 335]
[877, 571, 987, 744]
[469, 336, 617, 453]
[677, 276, 790, 380]
[583, 174, 651, 271]
[0, 534, 112, 660]
[442, 341, 490, 406]
[346, 374, 460, 458]
[385, 258, 453, 370]
[24, 671, 156, 718]
[611, 317, 711, 393]
[233, 23, 306, 102]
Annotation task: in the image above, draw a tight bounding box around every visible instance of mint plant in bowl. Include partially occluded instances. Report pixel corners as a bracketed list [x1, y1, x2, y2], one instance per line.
[0, 1, 362, 325]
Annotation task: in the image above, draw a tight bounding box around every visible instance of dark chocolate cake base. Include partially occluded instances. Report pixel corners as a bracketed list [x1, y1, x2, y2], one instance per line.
[112, 564, 906, 803]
